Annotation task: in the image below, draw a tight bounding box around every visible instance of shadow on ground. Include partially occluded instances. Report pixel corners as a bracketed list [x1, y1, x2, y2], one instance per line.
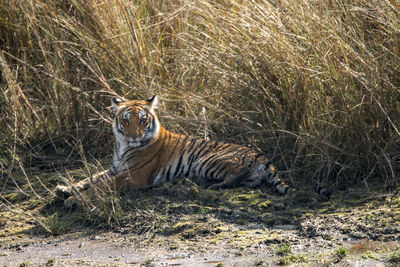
[1, 169, 399, 266]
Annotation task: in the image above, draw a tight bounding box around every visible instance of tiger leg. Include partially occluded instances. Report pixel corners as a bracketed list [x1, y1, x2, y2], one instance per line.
[207, 167, 250, 190]
[245, 162, 290, 194]
[55, 169, 118, 208]
[250, 162, 330, 198]
[55, 170, 111, 199]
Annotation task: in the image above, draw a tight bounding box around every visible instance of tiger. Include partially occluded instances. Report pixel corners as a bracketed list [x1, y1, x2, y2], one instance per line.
[56, 95, 330, 207]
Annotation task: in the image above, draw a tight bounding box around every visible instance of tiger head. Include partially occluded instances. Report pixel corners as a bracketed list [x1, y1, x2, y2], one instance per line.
[111, 95, 160, 147]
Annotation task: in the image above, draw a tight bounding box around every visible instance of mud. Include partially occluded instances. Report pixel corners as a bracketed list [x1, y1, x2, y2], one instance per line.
[0, 177, 399, 266]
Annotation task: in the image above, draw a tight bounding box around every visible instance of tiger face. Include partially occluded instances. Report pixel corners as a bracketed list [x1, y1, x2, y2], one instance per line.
[111, 95, 160, 147]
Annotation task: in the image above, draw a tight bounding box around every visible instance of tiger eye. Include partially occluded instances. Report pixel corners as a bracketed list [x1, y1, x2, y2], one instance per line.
[139, 117, 147, 125]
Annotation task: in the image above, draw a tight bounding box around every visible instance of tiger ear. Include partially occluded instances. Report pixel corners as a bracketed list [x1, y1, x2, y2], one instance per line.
[111, 97, 126, 113]
[146, 95, 159, 110]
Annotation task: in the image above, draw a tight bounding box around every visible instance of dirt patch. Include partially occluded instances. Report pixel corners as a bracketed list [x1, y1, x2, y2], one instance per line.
[1, 176, 400, 266]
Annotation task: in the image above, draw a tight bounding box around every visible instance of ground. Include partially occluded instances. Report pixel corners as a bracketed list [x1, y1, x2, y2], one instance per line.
[0, 171, 399, 266]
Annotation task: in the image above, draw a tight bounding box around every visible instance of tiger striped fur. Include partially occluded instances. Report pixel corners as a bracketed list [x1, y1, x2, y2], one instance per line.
[56, 96, 329, 207]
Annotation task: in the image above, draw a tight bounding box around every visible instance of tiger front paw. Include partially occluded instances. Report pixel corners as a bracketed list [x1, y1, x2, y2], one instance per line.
[63, 196, 79, 209]
[55, 185, 73, 200]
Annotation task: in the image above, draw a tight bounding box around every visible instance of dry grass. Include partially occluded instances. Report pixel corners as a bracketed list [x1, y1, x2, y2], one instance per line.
[1, 0, 399, 207]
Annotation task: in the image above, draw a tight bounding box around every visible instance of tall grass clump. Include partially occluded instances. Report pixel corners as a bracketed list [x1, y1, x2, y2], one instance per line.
[180, 0, 400, 189]
[0, 0, 399, 203]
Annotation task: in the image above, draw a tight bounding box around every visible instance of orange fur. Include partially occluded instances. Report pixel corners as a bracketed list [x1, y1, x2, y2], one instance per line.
[55, 96, 330, 207]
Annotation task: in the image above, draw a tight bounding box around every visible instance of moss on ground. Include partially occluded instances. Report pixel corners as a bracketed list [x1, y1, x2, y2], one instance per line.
[0, 167, 399, 265]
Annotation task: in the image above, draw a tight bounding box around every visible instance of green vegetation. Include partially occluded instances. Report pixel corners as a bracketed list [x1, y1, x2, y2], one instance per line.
[275, 244, 291, 256]
[275, 244, 307, 265]
[389, 247, 400, 263]
[18, 261, 30, 267]
[276, 254, 307, 265]
[335, 246, 349, 260]
[42, 212, 67, 235]
[361, 252, 377, 260]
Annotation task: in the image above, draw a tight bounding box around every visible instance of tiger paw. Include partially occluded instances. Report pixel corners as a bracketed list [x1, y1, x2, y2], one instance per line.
[63, 196, 79, 209]
[55, 185, 73, 200]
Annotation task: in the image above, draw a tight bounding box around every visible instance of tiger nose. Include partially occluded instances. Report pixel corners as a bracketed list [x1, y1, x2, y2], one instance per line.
[134, 128, 142, 138]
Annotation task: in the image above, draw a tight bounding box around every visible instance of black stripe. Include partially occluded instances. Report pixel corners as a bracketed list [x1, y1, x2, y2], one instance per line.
[215, 141, 228, 150]
[129, 154, 156, 170]
[164, 131, 173, 148]
[172, 136, 190, 178]
[204, 157, 223, 178]
[208, 159, 227, 179]
[210, 142, 230, 153]
[173, 154, 184, 178]
[185, 140, 208, 176]
[185, 154, 196, 177]
[197, 141, 219, 158]
[177, 136, 189, 154]
[115, 119, 124, 134]
[191, 140, 209, 160]
[124, 150, 141, 163]
[117, 127, 124, 136]
[176, 162, 186, 178]
[221, 143, 242, 152]
[213, 163, 229, 179]
[186, 138, 198, 154]
[172, 135, 184, 151]
[129, 132, 172, 170]
[164, 135, 185, 178]
[254, 153, 263, 160]
[197, 153, 220, 175]
[139, 138, 151, 147]
[149, 116, 155, 130]
[165, 165, 172, 181]
[153, 130, 172, 164]
[159, 167, 167, 179]
[249, 153, 265, 167]
[211, 145, 242, 160]
[122, 146, 140, 159]
[166, 134, 183, 163]
[126, 133, 167, 169]
[235, 146, 250, 155]
[218, 165, 233, 180]
[185, 149, 196, 176]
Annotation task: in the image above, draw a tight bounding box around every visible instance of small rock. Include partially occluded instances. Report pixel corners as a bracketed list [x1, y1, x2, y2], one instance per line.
[90, 235, 101, 240]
